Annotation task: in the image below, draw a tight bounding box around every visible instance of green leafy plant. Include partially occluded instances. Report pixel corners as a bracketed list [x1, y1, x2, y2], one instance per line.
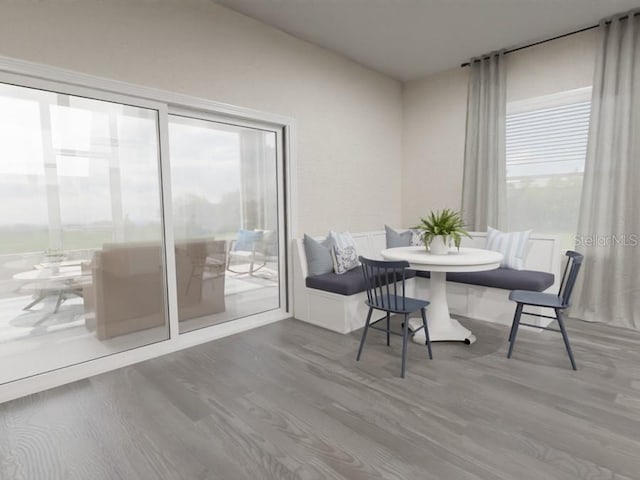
[413, 209, 471, 249]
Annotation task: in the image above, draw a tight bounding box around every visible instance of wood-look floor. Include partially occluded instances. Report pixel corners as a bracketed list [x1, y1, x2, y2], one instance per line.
[1, 315, 640, 480]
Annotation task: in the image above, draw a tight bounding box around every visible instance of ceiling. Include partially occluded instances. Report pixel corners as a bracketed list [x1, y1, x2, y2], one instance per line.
[215, 0, 640, 81]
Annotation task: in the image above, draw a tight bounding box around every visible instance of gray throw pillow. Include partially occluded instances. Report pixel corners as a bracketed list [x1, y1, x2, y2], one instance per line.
[303, 234, 334, 276]
[385, 225, 412, 248]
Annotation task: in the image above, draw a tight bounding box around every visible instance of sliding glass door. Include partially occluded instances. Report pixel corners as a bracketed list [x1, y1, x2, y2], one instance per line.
[0, 72, 288, 388]
[168, 115, 281, 333]
[0, 82, 167, 384]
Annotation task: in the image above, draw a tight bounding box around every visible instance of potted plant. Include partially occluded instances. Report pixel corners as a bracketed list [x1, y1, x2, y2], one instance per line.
[413, 209, 471, 255]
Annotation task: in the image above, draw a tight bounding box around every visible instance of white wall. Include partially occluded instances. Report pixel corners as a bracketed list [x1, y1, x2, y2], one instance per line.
[0, 0, 403, 236]
[402, 29, 598, 227]
[402, 67, 469, 227]
[507, 29, 598, 103]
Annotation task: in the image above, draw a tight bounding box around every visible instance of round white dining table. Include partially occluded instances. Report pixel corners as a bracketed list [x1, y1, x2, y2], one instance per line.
[380, 246, 503, 345]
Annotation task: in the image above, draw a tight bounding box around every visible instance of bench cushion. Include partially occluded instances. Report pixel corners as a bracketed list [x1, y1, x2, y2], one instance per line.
[306, 268, 416, 296]
[414, 268, 554, 292]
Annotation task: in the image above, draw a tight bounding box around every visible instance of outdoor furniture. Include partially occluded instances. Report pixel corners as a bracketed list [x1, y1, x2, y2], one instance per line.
[226, 229, 277, 275]
[13, 264, 87, 313]
[356, 256, 432, 378]
[507, 250, 584, 370]
[84, 239, 226, 339]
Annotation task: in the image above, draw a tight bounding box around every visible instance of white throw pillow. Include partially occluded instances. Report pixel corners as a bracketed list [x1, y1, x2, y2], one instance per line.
[410, 229, 425, 247]
[329, 230, 357, 250]
[329, 231, 361, 273]
[331, 245, 360, 274]
[485, 227, 531, 270]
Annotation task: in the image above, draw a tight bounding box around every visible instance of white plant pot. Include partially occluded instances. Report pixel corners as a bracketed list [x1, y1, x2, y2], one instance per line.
[429, 236, 449, 255]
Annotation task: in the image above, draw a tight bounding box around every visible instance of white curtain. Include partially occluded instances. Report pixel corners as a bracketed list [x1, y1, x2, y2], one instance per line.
[461, 52, 507, 231]
[573, 11, 640, 329]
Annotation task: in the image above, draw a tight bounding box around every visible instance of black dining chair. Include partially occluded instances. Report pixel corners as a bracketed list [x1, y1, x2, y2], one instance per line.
[507, 250, 584, 370]
[357, 256, 432, 378]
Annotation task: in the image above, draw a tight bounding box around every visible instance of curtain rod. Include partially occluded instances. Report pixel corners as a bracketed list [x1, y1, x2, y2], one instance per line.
[460, 11, 639, 68]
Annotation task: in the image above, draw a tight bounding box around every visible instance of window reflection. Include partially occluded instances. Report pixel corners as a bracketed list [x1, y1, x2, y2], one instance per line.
[0, 83, 167, 384]
[169, 115, 280, 333]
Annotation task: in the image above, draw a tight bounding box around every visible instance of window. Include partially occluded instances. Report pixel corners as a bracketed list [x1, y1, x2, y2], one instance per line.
[0, 82, 168, 384]
[0, 69, 289, 387]
[506, 88, 591, 246]
[168, 114, 281, 333]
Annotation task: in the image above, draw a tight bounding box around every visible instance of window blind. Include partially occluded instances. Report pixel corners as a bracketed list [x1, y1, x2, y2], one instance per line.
[506, 101, 591, 178]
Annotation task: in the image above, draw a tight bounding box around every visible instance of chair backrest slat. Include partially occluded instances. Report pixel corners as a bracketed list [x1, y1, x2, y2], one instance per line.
[558, 250, 584, 307]
[359, 256, 410, 312]
[383, 266, 391, 309]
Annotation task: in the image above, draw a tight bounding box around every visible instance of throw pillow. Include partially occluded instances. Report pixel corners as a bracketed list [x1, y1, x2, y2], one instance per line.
[410, 229, 425, 247]
[329, 230, 361, 268]
[331, 245, 359, 275]
[485, 227, 531, 270]
[329, 230, 356, 249]
[385, 225, 412, 248]
[303, 234, 334, 276]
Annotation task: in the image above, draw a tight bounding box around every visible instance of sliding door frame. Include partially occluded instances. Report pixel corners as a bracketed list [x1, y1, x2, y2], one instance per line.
[166, 107, 289, 336]
[0, 55, 296, 403]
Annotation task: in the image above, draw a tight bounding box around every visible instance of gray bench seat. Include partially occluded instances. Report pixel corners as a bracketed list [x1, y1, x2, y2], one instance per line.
[414, 268, 554, 292]
[306, 268, 417, 296]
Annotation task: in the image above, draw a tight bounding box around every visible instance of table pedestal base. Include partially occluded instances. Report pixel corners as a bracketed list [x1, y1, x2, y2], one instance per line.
[408, 270, 476, 345]
[408, 317, 476, 344]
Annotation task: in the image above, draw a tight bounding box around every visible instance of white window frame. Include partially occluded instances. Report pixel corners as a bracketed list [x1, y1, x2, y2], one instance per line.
[166, 108, 289, 337]
[0, 56, 296, 403]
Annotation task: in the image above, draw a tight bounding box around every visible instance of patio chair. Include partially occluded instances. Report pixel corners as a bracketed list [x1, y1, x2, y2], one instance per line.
[507, 250, 584, 370]
[226, 229, 277, 275]
[357, 256, 432, 378]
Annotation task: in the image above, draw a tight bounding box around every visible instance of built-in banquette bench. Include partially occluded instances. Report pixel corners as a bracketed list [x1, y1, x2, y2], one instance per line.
[293, 231, 562, 334]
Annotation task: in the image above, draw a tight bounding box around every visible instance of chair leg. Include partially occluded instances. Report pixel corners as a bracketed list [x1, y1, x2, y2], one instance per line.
[421, 307, 432, 360]
[556, 309, 577, 371]
[250, 260, 267, 276]
[386, 312, 391, 346]
[356, 307, 374, 361]
[401, 313, 410, 378]
[507, 303, 524, 359]
[508, 303, 521, 342]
